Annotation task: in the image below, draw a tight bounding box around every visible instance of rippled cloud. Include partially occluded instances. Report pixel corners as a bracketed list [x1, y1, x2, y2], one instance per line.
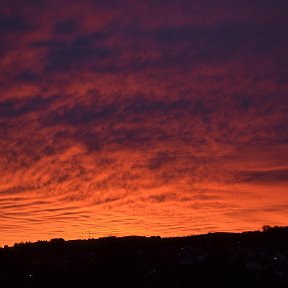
[0, 0, 287, 246]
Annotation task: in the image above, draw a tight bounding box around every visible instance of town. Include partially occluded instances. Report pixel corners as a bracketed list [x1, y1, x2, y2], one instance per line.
[0, 226, 287, 287]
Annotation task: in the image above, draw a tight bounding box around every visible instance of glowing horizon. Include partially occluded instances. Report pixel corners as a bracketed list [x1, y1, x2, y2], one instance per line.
[1, 0, 288, 246]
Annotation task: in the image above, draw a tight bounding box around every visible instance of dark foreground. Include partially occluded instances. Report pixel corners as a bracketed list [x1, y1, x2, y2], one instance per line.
[1, 226, 288, 287]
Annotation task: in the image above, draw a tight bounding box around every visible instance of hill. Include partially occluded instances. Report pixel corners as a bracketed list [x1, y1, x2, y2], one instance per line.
[1, 226, 288, 287]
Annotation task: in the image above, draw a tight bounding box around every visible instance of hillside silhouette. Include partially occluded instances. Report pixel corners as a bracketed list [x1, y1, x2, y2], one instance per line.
[1, 226, 287, 287]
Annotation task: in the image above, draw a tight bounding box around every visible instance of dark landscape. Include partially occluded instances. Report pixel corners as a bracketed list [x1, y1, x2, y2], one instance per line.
[1, 226, 287, 287]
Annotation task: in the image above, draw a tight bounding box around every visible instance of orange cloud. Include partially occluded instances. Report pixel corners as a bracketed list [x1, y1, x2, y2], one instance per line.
[0, 0, 287, 246]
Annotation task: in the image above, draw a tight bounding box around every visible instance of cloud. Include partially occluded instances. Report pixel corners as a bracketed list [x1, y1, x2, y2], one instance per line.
[44, 38, 121, 72]
[0, 14, 32, 33]
[0, 0, 287, 246]
[235, 169, 288, 184]
[53, 19, 79, 35]
[0, 185, 38, 196]
[0, 95, 59, 119]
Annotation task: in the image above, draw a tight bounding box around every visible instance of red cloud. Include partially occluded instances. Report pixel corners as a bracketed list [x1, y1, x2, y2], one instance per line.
[0, 0, 287, 246]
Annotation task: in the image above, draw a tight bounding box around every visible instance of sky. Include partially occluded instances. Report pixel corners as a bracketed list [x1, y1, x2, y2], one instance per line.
[0, 0, 287, 246]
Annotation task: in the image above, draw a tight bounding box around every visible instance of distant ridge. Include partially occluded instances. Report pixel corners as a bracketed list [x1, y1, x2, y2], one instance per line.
[1, 226, 287, 287]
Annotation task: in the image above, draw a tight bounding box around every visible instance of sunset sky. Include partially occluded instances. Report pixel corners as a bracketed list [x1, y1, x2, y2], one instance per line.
[1, 0, 287, 246]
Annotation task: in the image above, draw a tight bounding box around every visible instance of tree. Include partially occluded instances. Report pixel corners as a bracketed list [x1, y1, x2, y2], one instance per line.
[261, 225, 272, 232]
